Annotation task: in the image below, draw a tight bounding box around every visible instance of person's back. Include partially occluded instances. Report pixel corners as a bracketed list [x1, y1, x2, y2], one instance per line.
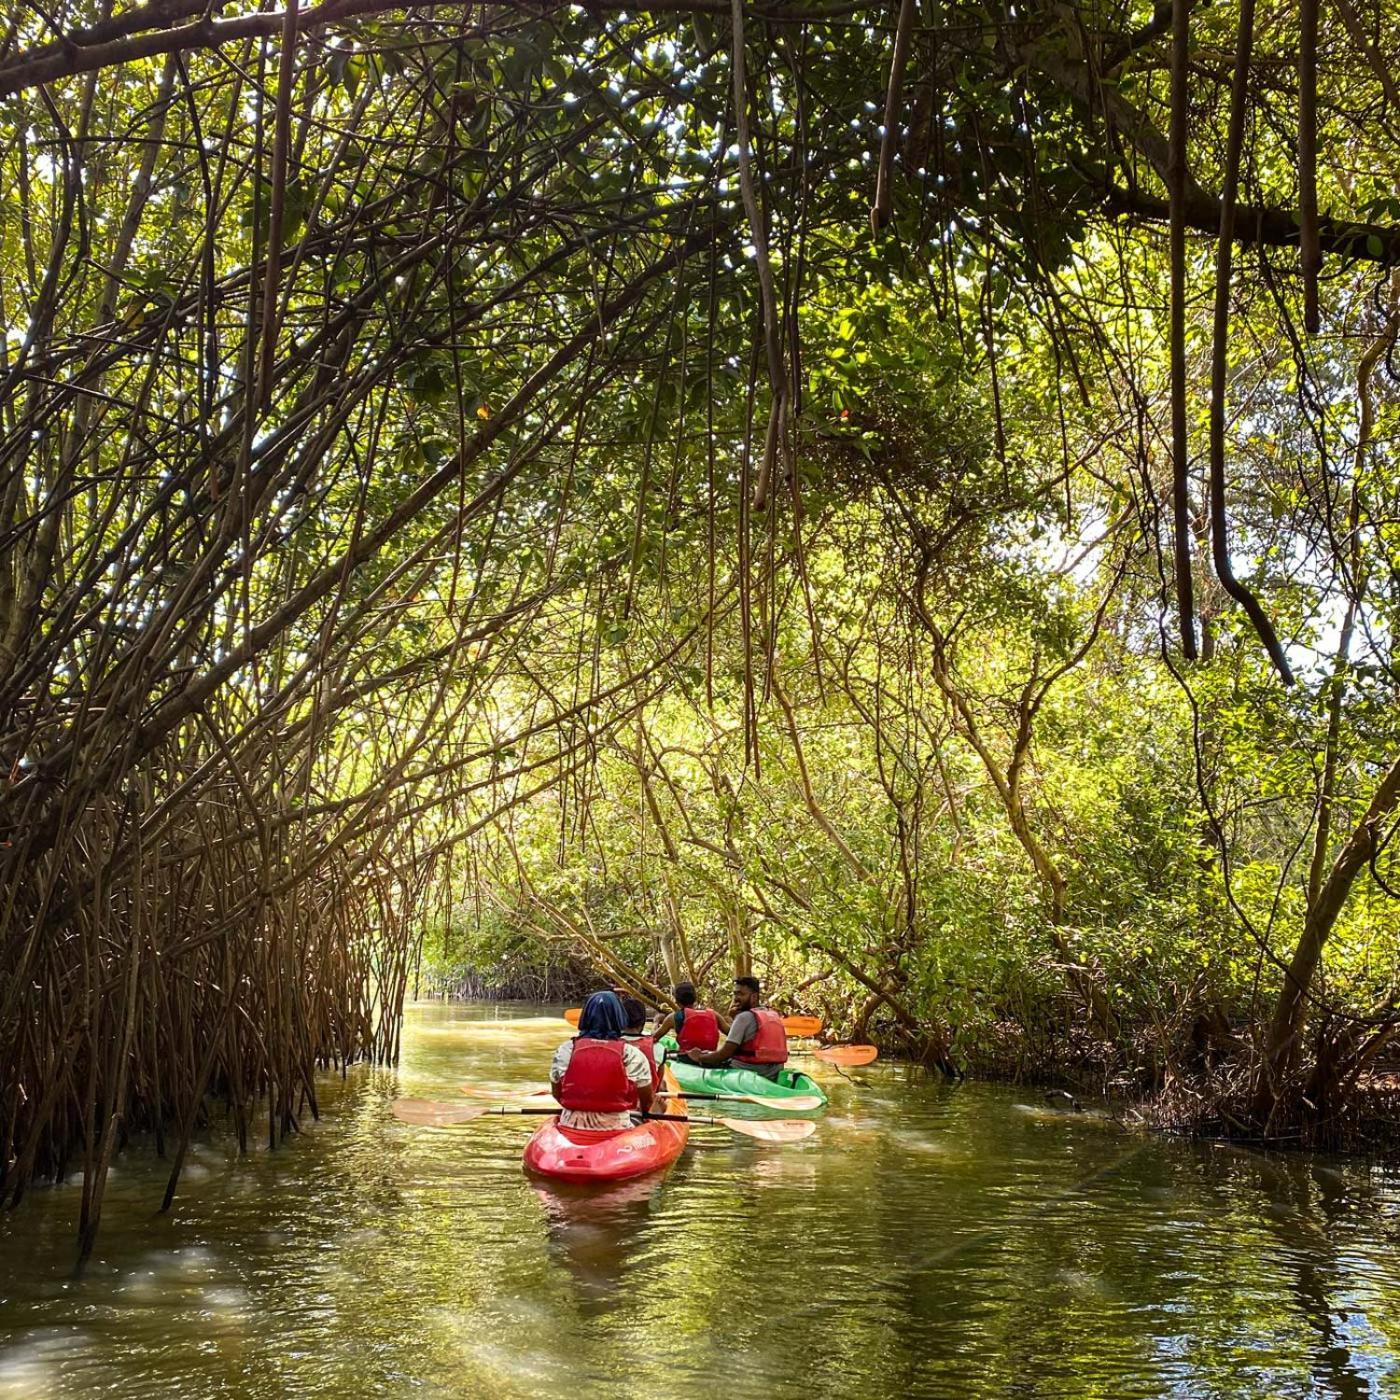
[677, 1005, 720, 1054]
[681, 976, 788, 1080]
[551, 990, 655, 1129]
[654, 981, 722, 1057]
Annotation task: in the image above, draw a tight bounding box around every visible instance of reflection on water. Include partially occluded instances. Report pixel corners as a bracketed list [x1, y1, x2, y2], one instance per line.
[531, 1176, 661, 1315]
[4, 1001, 1400, 1397]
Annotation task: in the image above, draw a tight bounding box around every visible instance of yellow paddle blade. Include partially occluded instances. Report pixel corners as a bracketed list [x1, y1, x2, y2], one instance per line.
[718, 1116, 817, 1142]
[773, 1094, 825, 1112]
[814, 1045, 879, 1066]
[782, 1015, 824, 1037]
[562, 1008, 581, 1027]
[391, 1098, 486, 1126]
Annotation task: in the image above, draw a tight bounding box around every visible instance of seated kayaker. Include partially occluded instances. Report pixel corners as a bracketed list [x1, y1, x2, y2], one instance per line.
[678, 976, 789, 1080]
[619, 995, 664, 1091]
[652, 981, 726, 1059]
[550, 989, 656, 1130]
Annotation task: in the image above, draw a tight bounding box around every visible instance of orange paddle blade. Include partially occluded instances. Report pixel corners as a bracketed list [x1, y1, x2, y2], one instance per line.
[563, 1008, 581, 1027]
[782, 1015, 824, 1037]
[814, 1045, 879, 1066]
[391, 1098, 486, 1126]
[718, 1116, 817, 1142]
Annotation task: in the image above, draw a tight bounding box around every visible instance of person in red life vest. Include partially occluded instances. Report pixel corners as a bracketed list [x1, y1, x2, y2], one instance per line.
[679, 976, 789, 1080]
[652, 981, 729, 1059]
[550, 990, 655, 1130]
[619, 995, 664, 1091]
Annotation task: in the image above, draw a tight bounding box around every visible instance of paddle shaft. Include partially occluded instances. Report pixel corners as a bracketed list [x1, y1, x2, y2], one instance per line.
[497, 1104, 791, 1126]
[489, 1106, 729, 1126]
[674, 1090, 779, 1103]
[519, 1086, 785, 1107]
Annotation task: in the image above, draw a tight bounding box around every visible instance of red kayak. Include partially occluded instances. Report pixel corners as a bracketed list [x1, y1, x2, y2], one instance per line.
[523, 1071, 688, 1184]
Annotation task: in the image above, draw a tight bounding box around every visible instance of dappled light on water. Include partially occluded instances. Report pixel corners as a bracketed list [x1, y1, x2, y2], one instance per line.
[3, 1002, 1400, 1397]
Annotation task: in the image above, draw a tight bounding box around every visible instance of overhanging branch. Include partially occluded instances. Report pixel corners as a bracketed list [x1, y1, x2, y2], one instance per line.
[1105, 184, 1400, 265]
[0, 0, 862, 97]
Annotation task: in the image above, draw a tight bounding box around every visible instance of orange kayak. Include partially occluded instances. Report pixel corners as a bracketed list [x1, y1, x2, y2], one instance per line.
[523, 1070, 688, 1184]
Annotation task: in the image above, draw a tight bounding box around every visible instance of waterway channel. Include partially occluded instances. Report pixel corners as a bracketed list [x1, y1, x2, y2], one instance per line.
[3, 1001, 1400, 1397]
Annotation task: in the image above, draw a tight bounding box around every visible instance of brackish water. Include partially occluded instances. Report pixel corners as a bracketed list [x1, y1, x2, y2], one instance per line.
[4, 1002, 1400, 1398]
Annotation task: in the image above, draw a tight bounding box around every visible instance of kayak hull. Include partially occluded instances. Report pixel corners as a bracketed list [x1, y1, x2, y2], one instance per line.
[523, 1074, 688, 1184]
[658, 1038, 829, 1107]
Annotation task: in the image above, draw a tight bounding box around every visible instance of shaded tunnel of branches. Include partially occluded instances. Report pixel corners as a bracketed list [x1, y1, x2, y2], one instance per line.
[3, 0, 1400, 1249]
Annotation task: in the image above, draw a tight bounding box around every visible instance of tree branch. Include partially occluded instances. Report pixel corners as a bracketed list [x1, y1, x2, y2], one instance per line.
[0, 0, 860, 97]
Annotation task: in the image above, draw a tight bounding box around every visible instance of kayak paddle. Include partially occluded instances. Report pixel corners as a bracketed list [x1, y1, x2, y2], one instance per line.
[392, 1099, 816, 1141]
[501, 1084, 824, 1113]
[482, 1106, 817, 1141]
[680, 1115, 816, 1142]
[813, 1044, 879, 1066]
[674, 1090, 825, 1112]
[562, 1008, 581, 1027]
[390, 1098, 489, 1126]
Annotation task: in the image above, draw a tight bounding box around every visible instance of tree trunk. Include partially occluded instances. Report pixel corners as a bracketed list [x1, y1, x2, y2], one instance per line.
[1256, 754, 1400, 1123]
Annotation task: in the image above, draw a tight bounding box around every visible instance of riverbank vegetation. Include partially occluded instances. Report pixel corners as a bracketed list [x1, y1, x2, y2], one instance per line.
[3, 0, 1400, 1246]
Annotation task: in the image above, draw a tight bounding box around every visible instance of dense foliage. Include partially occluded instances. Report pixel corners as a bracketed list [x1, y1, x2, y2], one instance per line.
[3, 0, 1400, 1244]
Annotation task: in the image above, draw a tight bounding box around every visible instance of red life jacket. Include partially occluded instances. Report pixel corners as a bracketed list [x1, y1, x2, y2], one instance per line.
[558, 1038, 638, 1113]
[676, 1007, 720, 1054]
[626, 1034, 661, 1089]
[734, 1007, 788, 1065]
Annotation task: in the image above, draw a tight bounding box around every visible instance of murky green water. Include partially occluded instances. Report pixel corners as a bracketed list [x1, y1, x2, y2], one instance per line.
[4, 1002, 1400, 1397]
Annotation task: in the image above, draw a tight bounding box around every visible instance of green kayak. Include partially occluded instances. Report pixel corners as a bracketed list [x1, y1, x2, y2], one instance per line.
[658, 1036, 829, 1107]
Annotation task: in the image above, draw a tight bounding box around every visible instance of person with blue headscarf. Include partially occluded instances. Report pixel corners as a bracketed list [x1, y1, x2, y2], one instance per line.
[550, 990, 656, 1130]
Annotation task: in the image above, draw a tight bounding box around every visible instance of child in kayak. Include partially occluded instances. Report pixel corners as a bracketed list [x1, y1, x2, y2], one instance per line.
[550, 989, 656, 1130]
[652, 981, 727, 1059]
[679, 976, 789, 1080]
[620, 995, 663, 1091]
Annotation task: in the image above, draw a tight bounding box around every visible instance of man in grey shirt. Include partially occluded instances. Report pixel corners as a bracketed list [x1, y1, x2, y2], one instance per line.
[678, 976, 789, 1081]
